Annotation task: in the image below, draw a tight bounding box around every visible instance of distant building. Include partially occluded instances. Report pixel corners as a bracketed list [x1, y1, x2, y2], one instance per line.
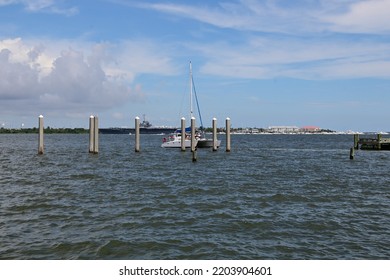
[268, 126, 300, 133]
[301, 126, 321, 132]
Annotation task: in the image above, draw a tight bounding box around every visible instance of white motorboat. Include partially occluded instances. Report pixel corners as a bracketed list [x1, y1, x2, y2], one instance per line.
[161, 132, 198, 148]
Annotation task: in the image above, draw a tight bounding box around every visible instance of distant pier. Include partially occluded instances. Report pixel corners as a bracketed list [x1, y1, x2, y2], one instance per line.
[354, 134, 390, 150]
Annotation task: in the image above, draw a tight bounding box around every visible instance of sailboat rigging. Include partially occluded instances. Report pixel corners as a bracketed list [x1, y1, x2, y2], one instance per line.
[161, 62, 221, 148]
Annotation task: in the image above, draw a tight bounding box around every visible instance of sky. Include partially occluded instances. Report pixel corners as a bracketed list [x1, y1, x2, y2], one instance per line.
[1, 0, 390, 132]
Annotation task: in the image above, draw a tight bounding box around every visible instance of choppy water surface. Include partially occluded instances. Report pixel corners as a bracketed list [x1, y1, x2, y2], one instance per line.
[1, 134, 389, 259]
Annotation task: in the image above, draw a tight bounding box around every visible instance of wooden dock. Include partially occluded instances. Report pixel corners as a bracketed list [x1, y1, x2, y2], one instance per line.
[354, 134, 390, 150]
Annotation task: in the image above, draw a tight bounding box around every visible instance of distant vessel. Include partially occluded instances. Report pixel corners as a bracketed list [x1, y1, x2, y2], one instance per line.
[100, 115, 177, 135]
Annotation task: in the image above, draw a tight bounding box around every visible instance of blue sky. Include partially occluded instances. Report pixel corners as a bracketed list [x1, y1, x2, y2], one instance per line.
[1, 0, 390, 131]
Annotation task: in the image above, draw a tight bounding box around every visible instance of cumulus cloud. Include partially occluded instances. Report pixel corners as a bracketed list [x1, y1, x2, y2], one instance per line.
[0, 47, 40, 99]
[39, 49, 135, 109]
[0, 38, 151, 117]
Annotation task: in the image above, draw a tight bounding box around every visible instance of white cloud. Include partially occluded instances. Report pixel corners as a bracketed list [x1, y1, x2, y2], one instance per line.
[134, 0, 390, 80]
[138, 1, 275, 32]
[324, 0, 390, 34]
[39, 48, 133, 108]
[138, 0, 390, 35]
[0, 0, 78, 16]
[0, 47, 40, 99]
[137, 0, 328, 34]
[193, 37, 390, 80]
[0, 38, 177, 117]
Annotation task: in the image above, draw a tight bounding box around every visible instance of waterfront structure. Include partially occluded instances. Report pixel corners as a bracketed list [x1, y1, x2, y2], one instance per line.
[268, 126, 300, 133]
[354, 134, 390, 150]
[301, 126, 321, 132]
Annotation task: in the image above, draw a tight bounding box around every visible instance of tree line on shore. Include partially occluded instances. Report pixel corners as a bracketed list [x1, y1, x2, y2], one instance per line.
[0, 127, 88, 134]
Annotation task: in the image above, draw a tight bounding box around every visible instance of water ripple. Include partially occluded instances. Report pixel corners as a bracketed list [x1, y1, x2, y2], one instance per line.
[1, 134, 389, 259]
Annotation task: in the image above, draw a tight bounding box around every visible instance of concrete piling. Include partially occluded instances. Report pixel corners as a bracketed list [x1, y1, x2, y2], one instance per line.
[88, 115, 98, 154]
[226, 117, 231, 152]
[191, 117, 196, 153]
[181, 117, 186, 152]
[38, 115, 44, 155]
[89, 115, 95, 153]
[212, 117, 217, 151]
[191, 117, 197, 161]
[93, 116, 99, 154]
[135, 116, 140, 152]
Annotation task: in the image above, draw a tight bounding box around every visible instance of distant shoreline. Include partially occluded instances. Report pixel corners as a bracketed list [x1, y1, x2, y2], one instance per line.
[1, 127, 387, 135]
[0, 127, 88, 134]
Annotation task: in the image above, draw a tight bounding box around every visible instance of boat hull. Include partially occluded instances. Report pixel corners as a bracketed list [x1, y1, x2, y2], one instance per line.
[161, 139, 197, 148]
[196, 139, 221, 148]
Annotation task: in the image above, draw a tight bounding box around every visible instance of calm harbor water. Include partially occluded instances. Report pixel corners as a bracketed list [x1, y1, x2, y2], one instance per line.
[1, 134, 389, 259]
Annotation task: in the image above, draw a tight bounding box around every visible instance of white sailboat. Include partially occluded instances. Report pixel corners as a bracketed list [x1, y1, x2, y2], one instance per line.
[161, 62, 220, 148]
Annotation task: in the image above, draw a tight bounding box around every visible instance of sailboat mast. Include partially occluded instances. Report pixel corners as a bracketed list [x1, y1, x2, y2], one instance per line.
[189, 61, 193, 119]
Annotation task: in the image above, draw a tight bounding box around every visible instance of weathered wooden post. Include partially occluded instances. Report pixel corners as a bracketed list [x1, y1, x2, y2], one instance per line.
[135, 116, 140, 152]
[191, 117, 197, 161]
[226, 117, 231, 152]
[212, 117, 218, 151]
[38, 115, 44, 155]
[89, 115, 95, 153]
[93, 116, 99, 154]
[354, 134, 359, 149]
[181, 117, 186, 152]
[377, 134, 382, 150]
[350, 147, 355, 160]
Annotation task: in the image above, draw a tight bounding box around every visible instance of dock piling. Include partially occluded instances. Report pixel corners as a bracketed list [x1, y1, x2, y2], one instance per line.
[350, 147, 355, 160]
[135, 116, 140, 152]
[192, 150, 197, 162]
[191, 117, 196, 153]
[377, 134, 382, 150]
[89, 115, 95, 153]
[38, 115, 44, 155]
[354, 134, 359, 149]
[181, 117, 186, 152]
[191, 117, 197, 161]
[88, 115, 98, 154]
[93, 116, 99, 154]
[226, 117, 231, 152]
[212, 118, 217, 151]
